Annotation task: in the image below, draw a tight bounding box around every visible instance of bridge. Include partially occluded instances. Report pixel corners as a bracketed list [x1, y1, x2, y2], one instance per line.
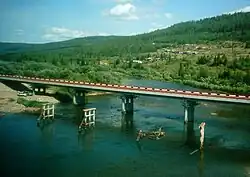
[0, 74, 250, 123]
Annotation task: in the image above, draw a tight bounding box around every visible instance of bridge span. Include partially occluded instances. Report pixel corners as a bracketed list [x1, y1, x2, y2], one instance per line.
[0, 74, 249, 124]
[0, 74, 249, 104]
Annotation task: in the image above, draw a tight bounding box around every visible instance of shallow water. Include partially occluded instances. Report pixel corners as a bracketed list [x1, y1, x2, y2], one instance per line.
[1, 80, 250, 177]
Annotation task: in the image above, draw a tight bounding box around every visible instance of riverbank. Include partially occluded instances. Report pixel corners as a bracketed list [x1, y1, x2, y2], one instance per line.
[0, 83, 114, 114]
[175, 79, 250, 94]
[132, 76, 250, 95]
[87, 91, 112, 96]
[0, 97, 44, 115]
[0, 83, 59, 114]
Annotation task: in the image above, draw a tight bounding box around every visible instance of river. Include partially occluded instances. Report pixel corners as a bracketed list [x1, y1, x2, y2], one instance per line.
[1, 79, 250, 177]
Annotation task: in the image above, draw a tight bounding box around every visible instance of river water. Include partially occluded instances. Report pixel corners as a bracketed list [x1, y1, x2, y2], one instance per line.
[1, 79, 250, 177]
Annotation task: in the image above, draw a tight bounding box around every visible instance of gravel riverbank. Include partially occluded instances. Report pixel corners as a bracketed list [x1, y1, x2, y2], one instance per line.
[0, 83, 59, 114]
[0, 83, 112, 114]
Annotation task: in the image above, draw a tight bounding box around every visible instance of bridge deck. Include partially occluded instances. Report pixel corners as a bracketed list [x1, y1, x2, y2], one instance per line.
[0, 74, 250, 104]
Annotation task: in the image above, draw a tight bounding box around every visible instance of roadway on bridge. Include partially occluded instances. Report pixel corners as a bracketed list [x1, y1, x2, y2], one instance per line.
[0, 74, 249, 105]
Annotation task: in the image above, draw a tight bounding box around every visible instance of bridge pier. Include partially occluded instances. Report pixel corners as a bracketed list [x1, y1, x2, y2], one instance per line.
[73, 90, 86, 106]
[120, 95, 136, 114]
[183, 99, 199, 124]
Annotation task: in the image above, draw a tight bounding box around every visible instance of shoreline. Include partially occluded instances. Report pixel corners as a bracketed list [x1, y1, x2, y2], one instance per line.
[86, 92, 113, 96]
[0, 83, 113, 115]
[174, 79, 250, 94]
[131, 77, 250, 95]
[0, 83, 59, 114]
[0, 97, 42, 115]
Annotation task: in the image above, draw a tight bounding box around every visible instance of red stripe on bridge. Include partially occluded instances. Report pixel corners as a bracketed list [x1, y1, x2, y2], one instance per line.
[0, 74, 249, 101]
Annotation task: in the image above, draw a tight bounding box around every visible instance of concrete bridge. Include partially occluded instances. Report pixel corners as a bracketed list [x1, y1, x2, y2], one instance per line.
[0, 74, 249, 124]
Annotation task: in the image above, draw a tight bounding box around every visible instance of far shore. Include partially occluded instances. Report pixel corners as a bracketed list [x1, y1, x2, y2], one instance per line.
[86, 91, 112, 96]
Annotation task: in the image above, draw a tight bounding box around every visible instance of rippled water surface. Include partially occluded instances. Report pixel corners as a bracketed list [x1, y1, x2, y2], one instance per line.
[1, 80, 250, 177]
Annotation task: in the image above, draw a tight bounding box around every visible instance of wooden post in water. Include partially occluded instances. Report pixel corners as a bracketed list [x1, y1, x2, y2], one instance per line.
[78, 108, 96, 133]
[37, 103, 55, 127]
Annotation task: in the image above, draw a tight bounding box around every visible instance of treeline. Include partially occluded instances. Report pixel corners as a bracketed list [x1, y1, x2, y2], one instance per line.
[1, 12, 250, 57]
[144, 12, 250, 44]
[0, 60, 125, 84]
[177, 54, 250, 93]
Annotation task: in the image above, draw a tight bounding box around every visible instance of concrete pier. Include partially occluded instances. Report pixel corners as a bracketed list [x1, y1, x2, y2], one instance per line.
[73, 90, 86, 106]
[120, 95, 136, 114]
[183, 99, 199, 123]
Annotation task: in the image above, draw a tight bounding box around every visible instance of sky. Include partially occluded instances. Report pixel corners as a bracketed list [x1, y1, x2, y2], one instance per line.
[0, 0, 250, 44]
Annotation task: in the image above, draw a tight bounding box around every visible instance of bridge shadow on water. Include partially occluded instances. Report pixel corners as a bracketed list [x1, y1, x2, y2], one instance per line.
[77, 128, 95, 151]
[75, 111, 136, 152]
[182, 122, 199, 149]
[44, 92, 72, 103]
[121, 113, 134, 132]
[61, 103, 136, 132]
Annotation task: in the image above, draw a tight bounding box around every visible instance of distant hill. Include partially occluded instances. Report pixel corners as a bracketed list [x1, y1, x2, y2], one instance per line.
[143, 12, 250, 44]
[0, 35, 124, 54]
[0, 42, 34, 53]
[0, 12, 250, 55]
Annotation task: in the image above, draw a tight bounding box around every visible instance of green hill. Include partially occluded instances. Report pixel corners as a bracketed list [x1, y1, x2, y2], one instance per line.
[0, 12, 250, 94]
[1, 12, 250, 55]
[142, 12, 250, 44]
[0, 42, 34, 53]
[0, 35, 124, 54]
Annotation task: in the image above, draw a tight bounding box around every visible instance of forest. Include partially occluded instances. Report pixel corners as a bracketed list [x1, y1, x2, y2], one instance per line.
[0, 12, 250, 94]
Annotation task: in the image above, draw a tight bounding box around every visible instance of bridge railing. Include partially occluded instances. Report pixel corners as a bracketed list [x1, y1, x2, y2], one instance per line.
[0, 74, 249, 100]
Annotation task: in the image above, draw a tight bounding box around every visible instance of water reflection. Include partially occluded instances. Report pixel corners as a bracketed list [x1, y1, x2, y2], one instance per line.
[182, 122, 204, 177]
[136, 141, 142, 152]
[74, 105, 85, 125]
[198, 149, 204, 177]
[74, 104, 95, 151]
[40, 124, 55, 143]
[78, 129, 95, 151]
[121, 113, 134, 132]
[183, 122, 197, 148]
